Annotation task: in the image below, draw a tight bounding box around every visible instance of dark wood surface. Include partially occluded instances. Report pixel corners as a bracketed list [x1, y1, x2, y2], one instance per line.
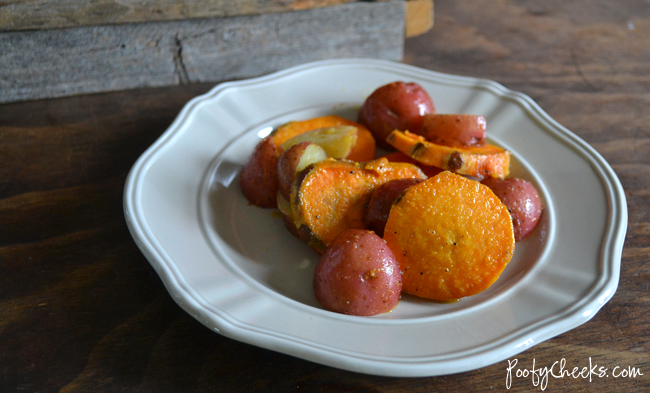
[1, 0, 648, 391]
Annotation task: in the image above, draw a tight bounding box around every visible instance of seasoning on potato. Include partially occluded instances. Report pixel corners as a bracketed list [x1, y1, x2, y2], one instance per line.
[313, 229, 402, 316]
[481, 177, 544, 241]
[384, 171, 515, 301]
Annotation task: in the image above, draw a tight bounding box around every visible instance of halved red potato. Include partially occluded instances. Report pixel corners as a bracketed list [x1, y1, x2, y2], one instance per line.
[280, 126, 358, 161]
[277, 141, 328, 201]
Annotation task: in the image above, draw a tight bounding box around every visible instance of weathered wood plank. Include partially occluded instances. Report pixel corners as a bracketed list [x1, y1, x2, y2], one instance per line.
[0, 0, 374, 31]
[0, 1, 405, 104]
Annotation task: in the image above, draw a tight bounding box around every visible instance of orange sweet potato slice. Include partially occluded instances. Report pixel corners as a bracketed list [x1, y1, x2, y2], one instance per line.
[381, 151, 444, 178]
[386, 130, 510, 179]
[290, 157, 426, 253]
[272, 115, 376, 162]
[383, 171, 515, 301]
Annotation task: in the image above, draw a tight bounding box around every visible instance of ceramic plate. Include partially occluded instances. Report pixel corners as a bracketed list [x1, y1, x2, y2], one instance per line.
[124, 59, 627, 377]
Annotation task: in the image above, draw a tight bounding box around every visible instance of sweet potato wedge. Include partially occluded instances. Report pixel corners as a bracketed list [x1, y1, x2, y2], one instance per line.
[384, 171, 515, 301]
[290, 157, 426, 253]
[272, 115, 376, 162]
[386, 130, 510, 179]
[381, 151, 444, 178]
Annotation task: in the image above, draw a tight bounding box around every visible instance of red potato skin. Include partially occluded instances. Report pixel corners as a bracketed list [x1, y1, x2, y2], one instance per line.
[481, 177, 543, 241]
[280, 211, 300, 238]
[313, 230, 402, 316]
[359, 82, 435, 150]
[239, 137, 279, 208]
[277, 141, 311, 202]
[418, 114, 487, 148]
[363, 178, 425, 237]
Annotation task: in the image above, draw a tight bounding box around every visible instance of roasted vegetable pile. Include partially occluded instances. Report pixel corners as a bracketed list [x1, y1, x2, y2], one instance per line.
[238, 82, 544, 315]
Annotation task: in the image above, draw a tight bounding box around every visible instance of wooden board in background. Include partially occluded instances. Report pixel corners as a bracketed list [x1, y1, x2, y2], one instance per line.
[0, 0, 370, 31]
[0, 1, 405, 104]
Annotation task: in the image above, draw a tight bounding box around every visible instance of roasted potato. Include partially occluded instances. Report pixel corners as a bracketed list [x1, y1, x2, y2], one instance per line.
[381, 151, 444, 178]
[280, 126, 358, 160]
[358, 81, 435, 150]
[277, 141, 327, 201]
[363, 178, 424, 237]
[481, 177, 543, 241]
[386, 130, 511, 179]
[384, 172, 515, 301]
[290, 157, 427, 253]
[314, 229, 402, 316]
[418, 114, 487, 148]
[239, 137, 279, 208]
[272, 115, 376, 162]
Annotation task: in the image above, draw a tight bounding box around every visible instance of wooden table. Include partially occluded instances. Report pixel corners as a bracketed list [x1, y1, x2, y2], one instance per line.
[1, 0, 648, 391]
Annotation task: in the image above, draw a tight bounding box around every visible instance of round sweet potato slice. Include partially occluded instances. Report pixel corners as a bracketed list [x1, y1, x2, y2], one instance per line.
[292, 158, 426, 254]
[383, 171, 515, 301]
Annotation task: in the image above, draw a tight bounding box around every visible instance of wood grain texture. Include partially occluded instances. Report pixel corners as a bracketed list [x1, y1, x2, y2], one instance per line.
[0, 1, 404, 104]
[1, 0, 649, 391]
[0, 0, 380, 31]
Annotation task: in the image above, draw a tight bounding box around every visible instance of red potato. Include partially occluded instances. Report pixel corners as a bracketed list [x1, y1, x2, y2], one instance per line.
[314, 229, 402, 316]
[363, 178, 424, 237]
[481, 177, 543, 241]
[276, 191, 301, 238]
[276, 141, 327, 201]
[239, 137, 279, 208]
[359, 81, 435, 150]
[418, 114, 487, 148]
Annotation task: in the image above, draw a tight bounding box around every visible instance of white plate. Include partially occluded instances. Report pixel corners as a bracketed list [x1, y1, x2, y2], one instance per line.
[124, 59, 627, 377]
